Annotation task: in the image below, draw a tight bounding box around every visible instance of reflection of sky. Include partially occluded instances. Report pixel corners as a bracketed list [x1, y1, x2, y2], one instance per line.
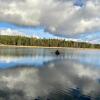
[0, 49, 100, 68]
[64, 50, 100, 67]
[0, 59, 100, 99]
[0, 48, 100, 99]
[0, 56, 57, 68]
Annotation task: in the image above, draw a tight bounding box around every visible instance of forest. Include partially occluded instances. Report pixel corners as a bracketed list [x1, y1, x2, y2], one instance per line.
[0, 35, 100, 49]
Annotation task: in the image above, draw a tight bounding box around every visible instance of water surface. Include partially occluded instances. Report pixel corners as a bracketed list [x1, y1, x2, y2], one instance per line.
[0, 47, 100, 100]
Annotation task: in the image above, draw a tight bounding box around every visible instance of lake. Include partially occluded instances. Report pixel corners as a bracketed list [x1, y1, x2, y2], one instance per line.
[0, 47, 100, 100]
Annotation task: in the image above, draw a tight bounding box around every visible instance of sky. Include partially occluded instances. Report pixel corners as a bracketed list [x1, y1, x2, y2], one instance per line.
[0, 22, 60, 39]
[0, 0, 100, 43]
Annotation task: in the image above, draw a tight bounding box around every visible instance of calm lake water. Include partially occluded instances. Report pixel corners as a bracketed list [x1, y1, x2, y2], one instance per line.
[0, 47, 100, 100]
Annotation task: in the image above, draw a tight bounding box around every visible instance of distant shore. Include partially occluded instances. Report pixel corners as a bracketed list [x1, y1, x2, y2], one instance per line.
[1, 35, 100, 50]
[0, 45, 100, 51]
[0, 45, 64, 48]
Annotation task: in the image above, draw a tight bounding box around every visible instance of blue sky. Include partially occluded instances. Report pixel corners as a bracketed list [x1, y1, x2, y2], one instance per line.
[74, 0, 85, 7]
[0, 22, 59, 39]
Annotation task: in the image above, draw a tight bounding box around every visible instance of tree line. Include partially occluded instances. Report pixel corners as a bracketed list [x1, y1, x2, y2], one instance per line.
[0, 35, 100, 49]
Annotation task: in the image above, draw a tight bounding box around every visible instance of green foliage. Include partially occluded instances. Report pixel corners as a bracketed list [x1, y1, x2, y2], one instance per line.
[0, 35, 100, 49]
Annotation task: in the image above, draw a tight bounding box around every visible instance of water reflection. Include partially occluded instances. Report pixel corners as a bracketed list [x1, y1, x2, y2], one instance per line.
[0, 47, 100, 68]
[0, 60, 100, 99]
[0, 47, 62, 68]
[0, 56, 57, 68]
[0, 47, 100, 100]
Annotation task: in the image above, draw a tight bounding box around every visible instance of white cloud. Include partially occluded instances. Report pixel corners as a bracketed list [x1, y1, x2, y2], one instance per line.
[0, 28, 40, 38]
[0, 0, 100, 36]
[0, 28, 24, 36]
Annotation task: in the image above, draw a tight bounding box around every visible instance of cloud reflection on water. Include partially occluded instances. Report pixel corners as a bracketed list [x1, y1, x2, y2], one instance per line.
[0, 59, 100, 99]
[0, 56, 57, 68]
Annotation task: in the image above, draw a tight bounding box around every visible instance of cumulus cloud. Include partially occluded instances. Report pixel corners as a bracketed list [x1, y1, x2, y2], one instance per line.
[0, 0, 100, 36]
[0, 29, 40, 38]
[0, 60, 100, 99]
[0, 29, 25, 36]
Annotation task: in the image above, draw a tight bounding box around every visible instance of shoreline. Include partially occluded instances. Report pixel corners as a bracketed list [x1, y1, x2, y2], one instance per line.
[0, 45, 65, 48]
[0, 45, 100, 51]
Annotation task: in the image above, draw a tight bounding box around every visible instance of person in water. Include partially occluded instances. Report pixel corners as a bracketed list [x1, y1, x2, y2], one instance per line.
[55, 50, 60, 56]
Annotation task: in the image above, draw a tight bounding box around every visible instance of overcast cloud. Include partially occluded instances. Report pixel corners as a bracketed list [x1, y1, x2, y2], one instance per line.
[0, 0, 100, 36]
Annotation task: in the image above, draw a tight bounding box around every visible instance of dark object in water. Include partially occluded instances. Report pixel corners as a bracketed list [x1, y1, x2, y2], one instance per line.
[34, 97, 40, 100]
[34, 97, 50, 100]
[55, 50, 60, 56]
